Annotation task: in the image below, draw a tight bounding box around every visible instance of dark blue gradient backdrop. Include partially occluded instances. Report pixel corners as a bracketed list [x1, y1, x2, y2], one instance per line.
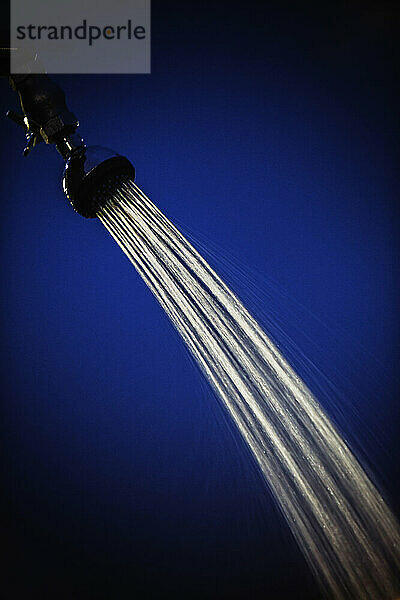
[1, 3, 399, 598]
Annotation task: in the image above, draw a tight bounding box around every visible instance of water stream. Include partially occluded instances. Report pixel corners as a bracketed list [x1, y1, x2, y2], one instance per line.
[98, 180, 400, 599]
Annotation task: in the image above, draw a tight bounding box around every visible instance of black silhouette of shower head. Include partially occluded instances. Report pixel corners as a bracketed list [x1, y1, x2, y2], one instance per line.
[7, 73, 135, 217]
[63, 146, 135, 218]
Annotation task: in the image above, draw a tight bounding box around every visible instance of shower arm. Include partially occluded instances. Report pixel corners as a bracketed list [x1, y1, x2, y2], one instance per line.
[6, 73, 85, 158]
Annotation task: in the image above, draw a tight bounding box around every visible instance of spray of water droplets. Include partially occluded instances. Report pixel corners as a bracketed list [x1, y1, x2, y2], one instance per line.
[98, 180, 400, 599]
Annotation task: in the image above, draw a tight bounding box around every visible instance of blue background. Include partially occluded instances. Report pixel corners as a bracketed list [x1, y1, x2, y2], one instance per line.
[1, 2, 399, 598]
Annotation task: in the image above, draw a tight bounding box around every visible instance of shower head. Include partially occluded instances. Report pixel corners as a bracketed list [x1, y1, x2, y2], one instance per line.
[63, 145, 135, 218]
[6, 73, 135, 217]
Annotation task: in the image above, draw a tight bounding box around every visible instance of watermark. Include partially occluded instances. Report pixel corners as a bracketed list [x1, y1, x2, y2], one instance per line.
[11, 0, 151, 73]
